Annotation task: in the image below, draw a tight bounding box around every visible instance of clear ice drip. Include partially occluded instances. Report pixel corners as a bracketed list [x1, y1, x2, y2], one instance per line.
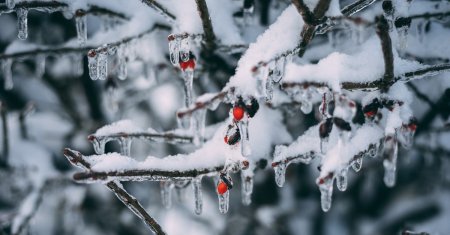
[191, 109, 206, 146]
[2, 59, 13, 90]
[88, 52, 98, 80]
[161, 181, 174, 209]
[177, 113, 191, 129]
[351, 157, 363, 172]
[98, 50, 108, 80]
[169, 37, 180, 65]
[92, 138, 106, 154]
[17, 8, 28, 40]
[396, 25, 409, 51]
[319, 177, 333, 212]
[35, 55, 45, 79]
[182, 69, 194, 107]
[336, 168, 348, 191]
[117, 46, 127, 80]
[397, 125, 415, 149]
[383, 137, 398, 187]
[299, 88, 314, 114]
[241, 172, 253, 206]
[238, 118, 251, 157]
[218, 189, 229, 214]
[253, 66, 268, 98]
[75, 15, 87, 46]
[6, 0, 15, 9]
[192, 177, 203, 215]
[179, 38, 190, 62]
[274, 162, 287, 187]
[119, 137, 132, 156]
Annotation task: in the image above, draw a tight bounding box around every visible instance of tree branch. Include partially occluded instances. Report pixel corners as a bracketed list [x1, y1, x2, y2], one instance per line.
[375, 15, 394, 91]
[88, 131, 195, 145]
[0, 102, 8, 168]
[140, 0, 176, 22]
[195, 0, 217, 51]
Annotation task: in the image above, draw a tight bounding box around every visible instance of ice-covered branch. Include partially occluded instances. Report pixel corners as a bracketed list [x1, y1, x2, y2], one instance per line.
[0, 1, 127, 19]
[176, 90, 230, 119]
[375, 15, 394, 91]
[195, 0, 217, 51]
[18, 103, 34, 140]
[140, 0, 176, 22]
[340, 0, 378, 16]
[62, 148, 166, 235]
[0, 45, 90, 61]
[291, 0, 320, 26]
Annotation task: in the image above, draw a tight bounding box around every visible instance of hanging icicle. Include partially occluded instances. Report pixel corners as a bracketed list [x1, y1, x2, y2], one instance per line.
[382, 135, 398, 187]
[191, 109, 206, 146]
[397, 118, 417, 149]
[168, 35, 180, 66]
[273, 162, 287, 187]
[318, 177, 334, 212]
[2, 59, 13, 90]
[75, 11, 87, 46]
[17, 8, 28, 40]
[241, 171, 253, 206]
[161, 181, 174, 209]
[179, 52, 196, 107]
[238, 118, 251, 157]
[336, 168, 348, 191]
[117, 46, 128, 80]
[72, 54, 84, 77]
[35, 55, 46, 79]
[351, 157, 363, 172]
[179, 36, 190, 62]
[216, 174, 232, 214]
[192, 177, 203, 215]
[395, 17, 411, 51]
[88, 50, 99, 80]
[90, 137, 106, 154]
[98, 50, 108, 80]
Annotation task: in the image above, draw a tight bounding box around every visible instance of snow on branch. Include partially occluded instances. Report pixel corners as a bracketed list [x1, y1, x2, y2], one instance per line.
[140, 0, 176, 22]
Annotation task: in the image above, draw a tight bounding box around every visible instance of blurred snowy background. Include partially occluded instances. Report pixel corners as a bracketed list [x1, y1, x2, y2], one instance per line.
[0, 0, 450, 234]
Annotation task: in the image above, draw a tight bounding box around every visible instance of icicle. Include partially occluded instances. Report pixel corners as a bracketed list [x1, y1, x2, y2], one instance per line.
[274, 162, 287, 187]
[243, 6, 254, 25]
[416, 21, 426, 43]
[265, 62, 275, 102]
[17, 8, 28, 40]
[117, 46, 127, 80]
[168, 36, 180, 66]
[98, 50, 108, 80]
[2, 59, 13, 90]
[6, 0, 15, 9]
[382, 136, 398, 187]
[75, 15, 87, 46]
[396, 25, 409, 50]
[318, 177, 333, 212]
[238, 118, 251, 157]
[119, 137, 131, 156]
[218, 189, 229, 214]
[92, 138, 106, 154]
[336, 168, 348, 191]
[241, 172, 253, 206]
[161, 181, 174, 209]
[273, 57, 285, 83]
[35, 55, 45, 79]
[182, 69, 194, 107]
[88, 50, 99, 80]
[177, 113, 191, 129]
[327, 31, 336, 48]
[253, 65, 268, 98]
[72, 54, 84, 77]
[368, 143, 379, 158]
[179, 37, 190, 62]
[398, 123, 416, 149]
[192, 177, 203, 215]
[351, 157, 363, 172]
[191, 109, 206, 146]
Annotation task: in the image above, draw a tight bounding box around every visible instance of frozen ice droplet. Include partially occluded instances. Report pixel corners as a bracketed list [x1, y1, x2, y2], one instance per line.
[75, 15, 87, 46]
[241, 172, 253, 206]
[168, 37, 180, 66]
[88, 50, 99, 80]
[182, 69, 194, 107]
[238, 118, 251, 157]
[119, 137, 132, 156]
[382, 136, 398, 187]
[351, 157, 363, 172]
[179, 38, 190, 62]
[17, 8, 28, 40]
[35, 55, 46, 79]
[97, 50, 108, 80]
[6, 0, 15, 9]
[274, 162, 287, 187]
[161, 181, 174, 209]
[192, 177, 203, 215]
[2, 59, 13, 90]
[191, 109, 206, 146]
[301, 100, 313, 114]
[336, 168, 348, 191]
[218, 189, 229, 214]
[318, 177, 333, 212]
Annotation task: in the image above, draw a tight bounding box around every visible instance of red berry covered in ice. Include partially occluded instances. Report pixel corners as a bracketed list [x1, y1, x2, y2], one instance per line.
[179, 52, 196, 71]
[217, 181, 228, 195]
[364, 110, 377, 117]
[233, 106, 245, 121]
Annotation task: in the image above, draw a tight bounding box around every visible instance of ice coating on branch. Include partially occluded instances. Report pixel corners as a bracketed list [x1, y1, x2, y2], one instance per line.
[17, 8, 28, 40]
[192, 177, 203, 215]
[283, 36, 423, 91]
[95, 120, 142, 136]
[2, 59, 13, 90]
[75, 15, 87, 46]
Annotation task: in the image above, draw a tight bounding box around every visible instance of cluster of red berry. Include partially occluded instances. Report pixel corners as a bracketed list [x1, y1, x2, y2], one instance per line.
[217, 173, 233, 195]
[223, 98, 259, 145]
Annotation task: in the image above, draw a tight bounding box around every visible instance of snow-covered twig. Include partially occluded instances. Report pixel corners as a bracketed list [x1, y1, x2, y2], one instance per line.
[140, 0, 176, 22]
[176, 89, 231, 119]
[88, 130, 195, 145]
[375, 15, 394, 91]
[63, 148, 166, 235]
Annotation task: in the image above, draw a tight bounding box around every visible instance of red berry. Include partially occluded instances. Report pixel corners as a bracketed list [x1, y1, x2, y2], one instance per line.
[217, 181, 228, 195]
[233, 106, 245, 121]
[364, 110, 377, 117]
[224, 136, 228, 144]
[179, 59, 196, 71]
[408, 123, 417, 131]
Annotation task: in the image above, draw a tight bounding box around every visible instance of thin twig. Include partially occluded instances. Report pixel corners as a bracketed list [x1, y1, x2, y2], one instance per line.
[140, 0, 176, 22]
[375, 15, 394, 92]
[195, 0, 217, 51]
[0, 102, 8, 168]
[18, 103, 35, 140]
